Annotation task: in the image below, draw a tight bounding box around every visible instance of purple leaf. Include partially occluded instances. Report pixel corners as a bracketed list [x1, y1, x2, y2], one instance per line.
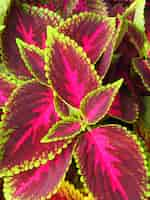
[59, 13, 115, 63]
[75, 125, 148, 200]
[132, 58, 150, 91]
[16, 38, 47, 83]
[3, 143, 74, 200]
[2, 2, 63, 78]
[0, 81, 72, 177]
[80, 79, 123, 124]
[45, 26, 100, 108]
[41, 118, 81, 143]
[108, 86, 139, 123]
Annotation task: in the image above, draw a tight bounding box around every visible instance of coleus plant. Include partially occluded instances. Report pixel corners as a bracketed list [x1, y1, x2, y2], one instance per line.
[1, 0, 140, 125]
[0, 22, 149, 200]
[0, 1, 149, 200]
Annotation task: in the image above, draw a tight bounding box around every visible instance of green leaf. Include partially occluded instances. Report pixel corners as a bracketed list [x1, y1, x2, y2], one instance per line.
[133, 0, 145, 33]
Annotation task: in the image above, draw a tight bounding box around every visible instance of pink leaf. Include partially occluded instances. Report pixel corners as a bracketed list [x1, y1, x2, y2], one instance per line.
[3, 143, 74, 200]
[132, 57, 150, 92]
[108, 87, 139, 123]
[0, 81, 69, 177]
[45, 26, 100, 108]
[59, 13, 115, 63]
[41, 119, 81, 143]
[75, 125, 148, 200]
[80, 79, 123, 124]
[2, 2, 63, 78]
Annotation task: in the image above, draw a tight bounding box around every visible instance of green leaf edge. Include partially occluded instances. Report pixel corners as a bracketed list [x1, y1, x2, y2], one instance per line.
[80, 79, 123, 125]
[21, 2, 64, 26]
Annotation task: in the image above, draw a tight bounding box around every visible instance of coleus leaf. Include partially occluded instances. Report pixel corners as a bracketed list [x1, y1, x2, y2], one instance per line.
[44, 26, 101, 108]
[75, 125, 148, 200]
[80, 79, 123, 124]
[41, 118, 81, 143]
[96, 36, 115, 79]
[59, 13, 115, 63]
[2, 2, 63, 78]
[3, 143, 74, 200]
[16, 38, 47, 83]
[0, 80, 75, 177]
[54, 95, 70, 119]
[132, 57, 150, 91]
[72, 0, 108, 16]
[108, 86, 139, 123]
[48, 0, 79, 19]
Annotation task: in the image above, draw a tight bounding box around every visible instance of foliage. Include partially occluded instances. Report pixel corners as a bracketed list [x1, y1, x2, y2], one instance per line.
[0, 0, 149, 200]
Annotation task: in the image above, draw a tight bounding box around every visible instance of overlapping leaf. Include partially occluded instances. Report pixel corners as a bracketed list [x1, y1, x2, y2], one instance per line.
[3, 143, 74, 200]
[132, 57, 150, 91]
[0, 81, 73, 177]
[127, 23, 145, 55]
[59, 13, 115, 63]
[108, 86, 139, 123]
[45, 26, 100, 108]
[80, 79, 123, 124]
[16, 39, 47, 83]
[72, 0, 108, 16]
[54, 95, 70, 118]
[41, 119, 81, 143]
[2, 2, 63, 77]
[75, 125, 148, 200]
[96, 37, 115, 79]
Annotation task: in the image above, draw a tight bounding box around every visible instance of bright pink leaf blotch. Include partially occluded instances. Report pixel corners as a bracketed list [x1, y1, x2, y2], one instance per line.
[76, 125, 147, 200]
